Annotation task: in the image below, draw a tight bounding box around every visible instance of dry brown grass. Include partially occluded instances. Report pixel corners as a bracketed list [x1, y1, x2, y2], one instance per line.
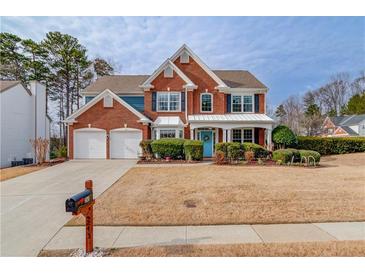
[39, 241, 365, 257]
[0, 165, 46, 181]
[68, 153, 365, 226]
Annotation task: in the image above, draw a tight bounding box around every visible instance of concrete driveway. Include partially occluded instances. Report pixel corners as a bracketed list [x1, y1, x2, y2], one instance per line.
[0, 160, 136, 256]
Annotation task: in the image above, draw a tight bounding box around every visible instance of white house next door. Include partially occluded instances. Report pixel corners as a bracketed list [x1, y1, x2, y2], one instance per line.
[110, 129, 142, 159]
[74, 128, 106, 159]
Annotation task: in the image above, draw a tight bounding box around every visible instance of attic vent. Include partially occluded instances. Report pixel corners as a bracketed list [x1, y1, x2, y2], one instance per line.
[103, 94, 113, 108]
[180, 51, 189, 63]
[164, 66, 173, 78]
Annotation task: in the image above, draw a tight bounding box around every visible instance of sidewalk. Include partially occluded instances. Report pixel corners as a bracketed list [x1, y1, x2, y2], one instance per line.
[43, 222, 365, 251]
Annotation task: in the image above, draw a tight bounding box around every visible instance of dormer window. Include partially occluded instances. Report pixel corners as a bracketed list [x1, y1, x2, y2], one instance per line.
[164, 66, 173, 78]
[180, 51, 189, 63]
[103, 94, 113, 108]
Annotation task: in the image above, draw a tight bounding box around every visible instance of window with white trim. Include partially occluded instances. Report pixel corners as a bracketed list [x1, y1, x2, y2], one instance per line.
[201, 93, 212, 112]
[157, 92, 181, 111]
[232, 95, 242, 112]
[160, 129, 176, 138]
[243, 129, 253, 142]
[232, 129, 242, 143]
[152, 128, 184, 139]
[231, 95, 254, 113]
[231, 128, 254, 143]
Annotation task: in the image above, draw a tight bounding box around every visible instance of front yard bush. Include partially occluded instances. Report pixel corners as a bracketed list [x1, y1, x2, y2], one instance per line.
[215, 142, 236, 158]
[272, 125, 298, 149]
[227, 142, 242, 162]
[273, 148, 321, 164]
[151, 138, 185, 159]
[272, 149, 294, 163]
[298, 150, 321, 164]
[297, 136, 365, 155]
[242, 142, 269, 159]
[184, 140, 203, 161]
[139, 140, 153, 159]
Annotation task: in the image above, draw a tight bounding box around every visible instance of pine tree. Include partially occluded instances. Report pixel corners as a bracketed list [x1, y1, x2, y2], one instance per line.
[0, 32, 27, 81]
[93, 58, 114, 77]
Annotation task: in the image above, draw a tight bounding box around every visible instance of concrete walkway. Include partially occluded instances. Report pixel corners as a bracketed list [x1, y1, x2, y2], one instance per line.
[43, 222, 365, 251]
[0, 160, 136, 256]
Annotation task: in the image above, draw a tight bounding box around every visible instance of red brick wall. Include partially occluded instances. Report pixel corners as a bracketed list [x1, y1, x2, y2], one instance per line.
[68, 99, 147, 159]
[174, 56, 226, 114]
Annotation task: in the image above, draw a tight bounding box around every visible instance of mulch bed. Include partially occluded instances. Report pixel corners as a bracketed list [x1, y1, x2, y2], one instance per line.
[216, 159, 321, 168]
[137, 159, 201, 164]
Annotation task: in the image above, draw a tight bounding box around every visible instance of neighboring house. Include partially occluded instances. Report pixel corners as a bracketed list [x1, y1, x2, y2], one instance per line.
[0, 80, 51, 168]
[322, 115, 365, 137]
[64, 44, 274, 159]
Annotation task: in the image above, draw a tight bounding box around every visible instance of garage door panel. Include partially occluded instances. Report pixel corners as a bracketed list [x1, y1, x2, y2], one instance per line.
[110, 130, 142, 159]
[74, 130, 106, 159]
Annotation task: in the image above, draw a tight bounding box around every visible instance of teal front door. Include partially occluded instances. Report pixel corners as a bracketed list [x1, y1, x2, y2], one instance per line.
[200, 131, 213, 157]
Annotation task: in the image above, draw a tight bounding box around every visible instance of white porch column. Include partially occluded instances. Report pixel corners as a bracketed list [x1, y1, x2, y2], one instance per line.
[190, 129, 194, 140]
[222, 129, 227, 142]
[227, 129, 231, 142]
[267, 128, 272, 150]
[156, 129, 160, 140]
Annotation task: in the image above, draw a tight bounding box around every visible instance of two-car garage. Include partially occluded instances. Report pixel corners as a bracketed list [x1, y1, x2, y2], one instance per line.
[73, 128, 142, 159]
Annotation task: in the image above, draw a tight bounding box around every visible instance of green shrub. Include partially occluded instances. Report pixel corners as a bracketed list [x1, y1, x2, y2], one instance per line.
[54, 145, 67, 158]
[242, 142, 269, 159]
[297, 136, 365, 155]
[272, 125, 298, 149]
[298, 150, 321, 164]
[272, 149, 295, 163]
[151, 138, 185, 159]
[139, 140, 153, 159]
[227, 142, 242, 162]
[285, 148, 301, 162]
[184, 140, 203, 161]
[215, 142, 236, 158]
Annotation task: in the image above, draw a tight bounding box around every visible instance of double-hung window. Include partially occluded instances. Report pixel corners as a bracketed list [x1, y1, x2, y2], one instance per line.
[201, 93, 213, 112]
[157, 92, 180, 111]
[231, 95, 253, 113]
[231, 129, 253, 143]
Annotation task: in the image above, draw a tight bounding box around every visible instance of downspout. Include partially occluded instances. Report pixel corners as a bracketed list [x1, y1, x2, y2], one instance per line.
[34, 83, 37, 163]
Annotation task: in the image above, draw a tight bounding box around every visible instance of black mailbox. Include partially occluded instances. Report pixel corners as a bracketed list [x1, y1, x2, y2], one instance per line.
[65, 189, 93, 213]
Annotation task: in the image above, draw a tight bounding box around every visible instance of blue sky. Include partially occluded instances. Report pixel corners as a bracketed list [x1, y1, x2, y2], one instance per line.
[2, 16, 364, 107]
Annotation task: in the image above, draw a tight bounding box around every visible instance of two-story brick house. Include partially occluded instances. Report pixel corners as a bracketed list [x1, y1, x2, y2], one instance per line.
[64, 44, 274, 159]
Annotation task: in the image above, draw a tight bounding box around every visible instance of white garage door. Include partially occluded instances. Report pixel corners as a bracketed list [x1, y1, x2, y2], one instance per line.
[110, 129, 142, 159]
[74, 128, 106, 159]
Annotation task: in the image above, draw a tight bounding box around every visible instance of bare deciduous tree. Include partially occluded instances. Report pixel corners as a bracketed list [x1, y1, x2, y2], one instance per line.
[282, 95, 303, 135]
[316, 73, 350, 115]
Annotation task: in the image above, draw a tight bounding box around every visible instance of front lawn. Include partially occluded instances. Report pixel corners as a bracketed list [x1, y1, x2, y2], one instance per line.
[0, 165, 46, 181]
[67, 153, 365, 226]
[39, 241, 365, 257]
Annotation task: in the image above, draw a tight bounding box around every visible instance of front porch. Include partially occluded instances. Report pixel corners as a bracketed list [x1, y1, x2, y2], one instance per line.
[188, 114, 274, 157]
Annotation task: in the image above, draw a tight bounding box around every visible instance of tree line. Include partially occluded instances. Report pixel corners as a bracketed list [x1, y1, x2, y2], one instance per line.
[275, 72, 365, 136]
[0, 32, 114, 144]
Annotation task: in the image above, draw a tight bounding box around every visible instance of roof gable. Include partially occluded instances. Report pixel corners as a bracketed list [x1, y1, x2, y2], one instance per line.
[170, 44, 227, 89]
[64, 89, 150, 124]
[0, 80, 32, 96]
[140, 59, 197, 91]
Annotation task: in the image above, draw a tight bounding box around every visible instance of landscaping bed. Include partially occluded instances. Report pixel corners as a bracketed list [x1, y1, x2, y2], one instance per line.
[39, 240, 365, 257]
[67, 153, 365, 226]
[138, 159, 201, 164]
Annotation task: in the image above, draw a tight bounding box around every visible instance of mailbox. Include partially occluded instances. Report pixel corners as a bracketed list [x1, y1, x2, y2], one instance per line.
[65, 180, 95, 253]
[65, 189, 93, 213]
